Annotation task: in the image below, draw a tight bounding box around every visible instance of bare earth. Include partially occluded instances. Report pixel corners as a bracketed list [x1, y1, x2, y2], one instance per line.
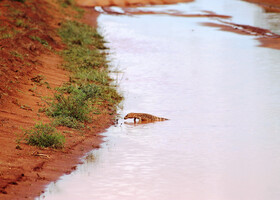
[243, 0, 280, 12]
[76, 0, 193, 7]
[0, 1, 112, 199]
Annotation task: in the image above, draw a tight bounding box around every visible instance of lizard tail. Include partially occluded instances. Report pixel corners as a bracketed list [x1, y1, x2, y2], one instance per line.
[158, 117, 169, 121]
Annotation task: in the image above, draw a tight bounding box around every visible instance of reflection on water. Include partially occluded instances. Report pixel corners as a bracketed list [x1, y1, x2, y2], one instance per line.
[38, 0, 280, 200]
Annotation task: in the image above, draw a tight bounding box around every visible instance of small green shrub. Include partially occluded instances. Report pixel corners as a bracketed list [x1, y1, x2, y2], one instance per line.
[73, 68, 109, 85]
[24, 122, 65, 148]
[47, 91, 90, 122]
[52, 116, 84, 129]
[47, 84, 98, 121]
[59, 20, 106, 49]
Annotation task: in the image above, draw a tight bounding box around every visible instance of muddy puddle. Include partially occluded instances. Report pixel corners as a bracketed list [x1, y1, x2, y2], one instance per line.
[38, 0, 280, 199]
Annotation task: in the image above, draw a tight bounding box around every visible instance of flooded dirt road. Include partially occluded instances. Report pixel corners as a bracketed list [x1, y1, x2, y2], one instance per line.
[39, 0, 280, 199]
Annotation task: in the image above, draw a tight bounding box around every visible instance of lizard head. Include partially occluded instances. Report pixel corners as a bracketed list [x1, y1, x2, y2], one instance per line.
[124, 113, 135, 120]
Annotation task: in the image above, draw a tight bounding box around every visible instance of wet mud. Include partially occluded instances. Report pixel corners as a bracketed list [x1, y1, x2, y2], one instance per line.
[244, 0, 280, 12]
[76, 0, 193, 7]
[0, 1, 111, 199]
[202, 21, 279, 37]
[202, 20, 280, 50]
[97, 7, 231, 18]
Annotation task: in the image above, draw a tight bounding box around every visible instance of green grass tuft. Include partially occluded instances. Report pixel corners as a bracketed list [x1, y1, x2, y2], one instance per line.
[52, 116, 84, 129]
[47, 89, 91, 123]
[23, 122, 65, 149]
[57, 0, 84, 18]
[58, 20, 106, 49]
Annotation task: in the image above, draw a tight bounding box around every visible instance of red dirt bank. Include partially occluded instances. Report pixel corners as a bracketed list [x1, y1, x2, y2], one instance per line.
[0, 1, 112, 199]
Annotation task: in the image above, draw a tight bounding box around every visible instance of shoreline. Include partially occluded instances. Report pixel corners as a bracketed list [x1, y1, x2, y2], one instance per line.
[76, 0, 194, 7]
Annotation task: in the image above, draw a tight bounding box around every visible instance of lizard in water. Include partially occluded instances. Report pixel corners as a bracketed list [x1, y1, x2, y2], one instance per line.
[124, 113, 168, 123]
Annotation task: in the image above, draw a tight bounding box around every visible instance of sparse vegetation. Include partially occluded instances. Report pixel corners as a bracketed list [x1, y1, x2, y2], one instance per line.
[52, 115, 84, 129]
[0, 26, 20, 39]
[8, 2, 121, 151]
[15, 19, 28, 28]
[0, 0, 122, 196]
[23, 122, 65, 149]
[58, 0, 74, 8]
[57, 0, 84, 17]
[44, 20, 122, 128]
[1, 33, 12, 39]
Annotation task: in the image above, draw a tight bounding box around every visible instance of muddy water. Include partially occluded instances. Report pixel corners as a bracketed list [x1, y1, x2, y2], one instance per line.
[39, 0, 280, 200]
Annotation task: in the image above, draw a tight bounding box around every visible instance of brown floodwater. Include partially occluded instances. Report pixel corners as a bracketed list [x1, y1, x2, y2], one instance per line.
[38, 0, 280, 199]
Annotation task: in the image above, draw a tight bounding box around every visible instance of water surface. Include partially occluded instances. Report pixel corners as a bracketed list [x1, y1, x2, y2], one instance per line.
[39, 0, 280, 199]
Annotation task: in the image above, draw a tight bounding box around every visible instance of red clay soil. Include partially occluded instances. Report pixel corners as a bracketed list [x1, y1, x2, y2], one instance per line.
[202, 20, 279, 37]
[202, 20, 280, 50]
[0, 0, 114, 199]
[242, 0, 280, 49]
[77, 0, 193, 7]
[98, 6, 231, 18]
[243, 0, 280, 12]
